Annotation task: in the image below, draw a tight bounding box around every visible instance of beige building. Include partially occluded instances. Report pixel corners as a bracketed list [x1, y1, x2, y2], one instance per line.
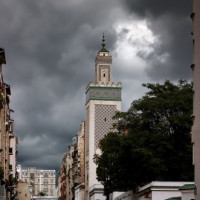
[9, 120, 18, 178]
[0, 48, 11, 180]
[0, 48, 18, 200]
[17, 180, 32, 200]
[58, 121, 85, 200]
[20, 167, 56, 196]
[73, 122, 85, 185]
[73, 121, 85, 200]
[191, 0, 200, 199]
[66, 145, 74, 200]
[58, 154, 67, 200]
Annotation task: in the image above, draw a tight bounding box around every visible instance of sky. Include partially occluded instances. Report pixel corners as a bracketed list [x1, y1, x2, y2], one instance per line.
[0, 0, 193, 172]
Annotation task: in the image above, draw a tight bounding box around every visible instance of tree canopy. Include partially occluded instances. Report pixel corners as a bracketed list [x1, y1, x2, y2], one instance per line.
[94, 80, 193, 197]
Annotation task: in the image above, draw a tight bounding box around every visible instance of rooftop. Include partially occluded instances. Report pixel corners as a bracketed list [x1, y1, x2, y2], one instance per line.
[165, 197, 181, 200]
[179, 184, 195, 190]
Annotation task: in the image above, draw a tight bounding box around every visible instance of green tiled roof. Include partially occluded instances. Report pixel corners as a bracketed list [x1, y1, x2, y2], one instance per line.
[165, 197, 181, 200]
[99, 47, 109, 52]
[179, 184, 195, 190]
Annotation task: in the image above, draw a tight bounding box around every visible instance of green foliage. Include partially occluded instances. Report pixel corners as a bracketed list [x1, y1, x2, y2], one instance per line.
[95, 80, 193, 195]
[38, 191, 46, 196]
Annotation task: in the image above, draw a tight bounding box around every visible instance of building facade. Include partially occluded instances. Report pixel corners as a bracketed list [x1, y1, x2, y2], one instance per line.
[16, 180, 32, 200]
[84, 36, 122, 199]
[66, 145, 74, 200]
[58, 162, 67, 200]
[72, 123, 85, 187]
[0, 48, 18, 200]
[191, 0, 200, 199]
[20, 168, 56, 196]
[73, 121, 85, 200]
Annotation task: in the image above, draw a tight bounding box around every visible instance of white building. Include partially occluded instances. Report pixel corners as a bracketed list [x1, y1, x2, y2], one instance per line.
[9, 120, 18, 178]
[20, 167, 56, 196]
[84, 35, 122, 200]
[111, 182, 195, 200]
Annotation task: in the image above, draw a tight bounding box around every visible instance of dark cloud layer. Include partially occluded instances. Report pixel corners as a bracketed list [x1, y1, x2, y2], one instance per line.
[122, 0, 193, 80]
[0, 0, 193, 172]
[123, 0, 191, 17]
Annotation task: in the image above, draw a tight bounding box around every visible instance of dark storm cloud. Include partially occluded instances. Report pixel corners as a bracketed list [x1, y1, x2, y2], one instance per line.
[0, 0, 122, 171]
[122, 0, 193, 80]
[123, 0, 190, 17]
[0, 0, 192, 171]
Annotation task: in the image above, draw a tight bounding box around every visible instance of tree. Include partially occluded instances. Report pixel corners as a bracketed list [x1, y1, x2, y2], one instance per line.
[94, 133, 122, 199]
[94, 80, 193, 196]
[38, 191, 46, 196]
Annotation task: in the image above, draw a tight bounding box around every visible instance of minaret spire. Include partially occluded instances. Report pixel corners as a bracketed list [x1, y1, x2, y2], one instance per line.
[102, 33, 105, 48]
[99, 33, 109, 52]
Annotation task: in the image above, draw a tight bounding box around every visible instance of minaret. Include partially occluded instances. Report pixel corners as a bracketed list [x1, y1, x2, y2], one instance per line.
[95, 34, 112, 84]
[85, 36, 122, 199]
[191, 0, 200, 199]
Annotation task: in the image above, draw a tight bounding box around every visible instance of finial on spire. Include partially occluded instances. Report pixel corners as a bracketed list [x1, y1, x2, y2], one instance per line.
[102, 33, 105, 47]
[99, 33, 109, 52]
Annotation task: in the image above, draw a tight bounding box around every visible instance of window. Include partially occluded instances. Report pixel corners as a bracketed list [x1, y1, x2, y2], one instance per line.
[44, 173, 48, 178]
[103, 73, 105, 77]
[9, 165, 12, 170]
[43, 187, 48, 193]
[43, 179, 48, 184]
[9, 148, 13, 155]
[30, 173, 34, 180]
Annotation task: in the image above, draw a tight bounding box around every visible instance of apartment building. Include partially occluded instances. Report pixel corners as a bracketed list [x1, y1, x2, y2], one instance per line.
[58, 155, 67, 200]
[0, 47, 18, 200]
[73, 122, 85, 200]
[66, 145, 74, 200]
[57, 121, 86, 200]
[9, 119, 18, 178]
[20, 167, 56, 196]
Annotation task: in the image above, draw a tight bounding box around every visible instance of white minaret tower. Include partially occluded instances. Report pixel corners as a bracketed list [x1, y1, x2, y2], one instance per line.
[85, 35, 122, 199]
[191, 1, 200, 199]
